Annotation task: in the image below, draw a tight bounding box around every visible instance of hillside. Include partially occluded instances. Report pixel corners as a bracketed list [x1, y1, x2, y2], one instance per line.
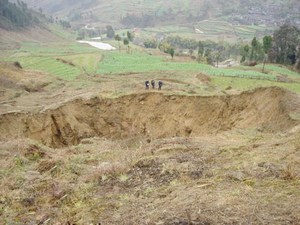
[1, 1, 300, 223]
[0, 26, 300, 224]
[0, 0, 40, 29]
[0, 0, 74, 49]
[1, 79, 300, 223]
[18, 0, 300, 28]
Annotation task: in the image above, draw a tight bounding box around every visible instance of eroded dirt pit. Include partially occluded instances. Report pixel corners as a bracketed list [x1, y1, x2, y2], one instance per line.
[0, 87, 299, 148]
[1, 87, 300, 224]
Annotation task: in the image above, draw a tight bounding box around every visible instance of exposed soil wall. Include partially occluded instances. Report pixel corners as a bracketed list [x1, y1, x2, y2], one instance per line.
[0, 87, 298, 148]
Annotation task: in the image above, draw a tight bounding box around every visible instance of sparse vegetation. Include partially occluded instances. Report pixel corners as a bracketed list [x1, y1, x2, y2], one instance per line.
[0, 1, 300, 224]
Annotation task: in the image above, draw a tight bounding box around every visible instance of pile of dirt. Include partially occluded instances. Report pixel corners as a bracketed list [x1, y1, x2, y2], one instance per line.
[0, 62, 54, 93]
[196, 73, 211, 83]
[0, 87, 299, 148]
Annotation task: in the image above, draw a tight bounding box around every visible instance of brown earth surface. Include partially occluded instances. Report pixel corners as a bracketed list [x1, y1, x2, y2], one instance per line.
[1, 65, 300, 224]
[0, 27, 66, 50]
[0, 86, 299, 148]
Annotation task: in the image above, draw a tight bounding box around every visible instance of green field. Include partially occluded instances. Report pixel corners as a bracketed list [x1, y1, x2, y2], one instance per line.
[1, 39, 299, 92]
[212, 76, 300, 93]
[255, 64, 300, 78]
[136, 20, 274, 43]
[97, 51, 277, 80]
[59, 53, 102, 75]
[16, 56, 81, 80]
[0, 42, 99, 80]
[194, 20, 274, 41]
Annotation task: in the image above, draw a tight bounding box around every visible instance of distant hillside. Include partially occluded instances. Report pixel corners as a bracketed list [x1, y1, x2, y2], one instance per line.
[0, 0, 40, 29]
[18, 0, 300, 28]
[0, 1, 74, 48]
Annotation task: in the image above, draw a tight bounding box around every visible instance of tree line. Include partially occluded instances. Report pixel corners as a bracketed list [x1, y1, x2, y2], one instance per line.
[143, 24, 300, 70]
[0, 0, 38, 29]
[241, 24, 300, 70]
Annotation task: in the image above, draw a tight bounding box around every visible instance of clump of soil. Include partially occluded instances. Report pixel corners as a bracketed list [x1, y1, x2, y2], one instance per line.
[196, 73, 211, 83]
[0, 62, 54, 99]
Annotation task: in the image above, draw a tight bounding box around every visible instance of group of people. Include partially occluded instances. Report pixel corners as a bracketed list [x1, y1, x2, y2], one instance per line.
[145, 80, 163, 90]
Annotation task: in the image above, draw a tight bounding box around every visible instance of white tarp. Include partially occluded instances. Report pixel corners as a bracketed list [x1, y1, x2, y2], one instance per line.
[77, 40, 116, 50]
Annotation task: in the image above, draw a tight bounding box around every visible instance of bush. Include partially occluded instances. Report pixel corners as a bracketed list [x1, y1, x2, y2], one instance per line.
[13, 61, 22, 69]
[144, 39, 158, 49]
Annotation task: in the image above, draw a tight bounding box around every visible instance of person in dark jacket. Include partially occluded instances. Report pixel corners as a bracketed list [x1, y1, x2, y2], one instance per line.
[158, 80, 163, 90]
[145, 80, 150, 89]
[151, 80, 155, 89]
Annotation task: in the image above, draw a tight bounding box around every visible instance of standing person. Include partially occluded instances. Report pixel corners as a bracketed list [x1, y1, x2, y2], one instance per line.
[145, 80, 150, 89]
[158, 80, 163, 90]
[151, 80, 155, 89]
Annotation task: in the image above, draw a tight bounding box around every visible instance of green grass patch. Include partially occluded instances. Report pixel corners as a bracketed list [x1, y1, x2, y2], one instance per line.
[195, 20, 273, 40]
[255, 64, 300, 78]
[16, 42, 97, 57]
[0, 41, 100, 80]
[17, 56, 81, 80]
[59, 53, 102, 75]
[97, 51, 277, 81]
[212, 76, 300, 93]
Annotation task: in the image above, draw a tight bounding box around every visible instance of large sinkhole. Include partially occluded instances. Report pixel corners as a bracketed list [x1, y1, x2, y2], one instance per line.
[0, 87, 297, 148]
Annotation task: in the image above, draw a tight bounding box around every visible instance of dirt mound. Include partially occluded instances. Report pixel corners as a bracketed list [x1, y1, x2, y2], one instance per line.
[196, 73, 211, 83]
[0, 87, 299, 148]
[0, 62, 54, 95]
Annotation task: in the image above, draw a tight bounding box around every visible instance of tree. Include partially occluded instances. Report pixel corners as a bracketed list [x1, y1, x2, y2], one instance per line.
[205, 49, 214, 65]
[263, 36, 272, 54]
[215, 44, 225, 67]
[115, 34, 121, 51]
[295, 44, 300, 71]
[240, 44, 250, 63]
[197, 41, 204, 62]
[0, 0, 36, 28]
[168, 47, 175, 59]
[123, 38, 129, 53]
[106, 25, 115, 39]
[262, 35, 272, 72]
[270, 24, 300, 65]
[250, 37, 258, 61]
[76, 29, 85, 40]
[144, 39, 158, 48]
[126, 31, 134, 42]
[59, 20, 71, 29]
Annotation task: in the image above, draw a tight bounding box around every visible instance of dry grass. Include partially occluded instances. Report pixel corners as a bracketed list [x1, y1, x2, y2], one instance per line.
[281, 164, 299, 180]
[1, 129, 299, 224]
[1, 61, 300, 223]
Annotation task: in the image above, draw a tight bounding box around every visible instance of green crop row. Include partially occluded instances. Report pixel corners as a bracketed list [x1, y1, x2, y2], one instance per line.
[17, 56, 81, 80]
[97, 51, 278, 81]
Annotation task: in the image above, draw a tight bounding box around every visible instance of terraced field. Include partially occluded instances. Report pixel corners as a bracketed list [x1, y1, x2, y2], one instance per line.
[16, 56, 81, 80]
[97, 51, 277, 81]
[137, 20, 273, 43]
[58, 53, 102, 75]
[0, 42, 99, 80]
[1, 39, 299, 91]
[194, 20, 273, 40]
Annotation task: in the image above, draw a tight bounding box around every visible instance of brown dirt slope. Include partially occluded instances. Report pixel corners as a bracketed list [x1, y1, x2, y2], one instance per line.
[0, 27, 65, 49]
[0, 86, 299, 148]
[0, 62, 55, 100]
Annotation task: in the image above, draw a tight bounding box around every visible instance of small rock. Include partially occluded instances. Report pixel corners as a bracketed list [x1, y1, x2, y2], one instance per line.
[138, 95, 146, 102]
[227, 171, 246, 181]
[21, 197, 35, 207]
